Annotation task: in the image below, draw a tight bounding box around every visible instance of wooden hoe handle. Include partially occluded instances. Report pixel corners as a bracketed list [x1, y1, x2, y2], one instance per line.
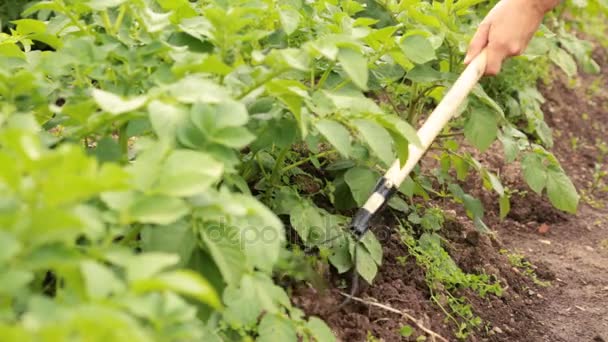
[350, 49, 489, 238]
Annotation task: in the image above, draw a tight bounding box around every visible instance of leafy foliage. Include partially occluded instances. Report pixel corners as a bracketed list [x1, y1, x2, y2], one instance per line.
[0, 0, 595, 340]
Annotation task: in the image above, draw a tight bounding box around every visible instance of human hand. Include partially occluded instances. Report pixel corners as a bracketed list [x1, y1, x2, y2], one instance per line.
[464, 0, 559, 75]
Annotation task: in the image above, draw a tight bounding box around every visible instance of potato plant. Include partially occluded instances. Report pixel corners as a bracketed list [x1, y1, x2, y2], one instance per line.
[0, 0, 595, 340]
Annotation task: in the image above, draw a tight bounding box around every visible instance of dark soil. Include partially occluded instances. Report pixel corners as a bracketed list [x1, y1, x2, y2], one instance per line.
[293, 48, 608, 341]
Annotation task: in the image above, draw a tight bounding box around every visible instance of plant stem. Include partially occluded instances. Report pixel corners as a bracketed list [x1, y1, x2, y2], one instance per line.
[332, 78, 350, 91]
[281, 149, 337, 173]
[446, 40, 455, 73]
[114, 5, 127, 33]
[256, 153, 270, 178]
[315, 62, 335, 90]
[58, 1, 90, 35]
[407, 83, 420, 124]
[120, 224, 143, 246]
[119, 123, 129, 162]
[102, 10, 114, 35]
[385, 91, 404, 117]
[270, 146, 290, 185]
[237, 68, 287, 99]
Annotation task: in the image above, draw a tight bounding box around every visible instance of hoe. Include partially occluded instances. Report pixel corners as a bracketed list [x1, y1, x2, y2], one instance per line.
[350, 49, 488, 241]
[326, 50, 488, 312]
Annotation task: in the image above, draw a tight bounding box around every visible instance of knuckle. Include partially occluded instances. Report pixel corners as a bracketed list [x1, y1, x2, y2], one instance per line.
[507, 43, 523, 55]
[485, 70, 497, 76]
[486, 65, 500, 75]
[494, 40, 510, 50]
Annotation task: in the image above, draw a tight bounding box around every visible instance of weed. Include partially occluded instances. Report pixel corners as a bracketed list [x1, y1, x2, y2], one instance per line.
[570, 136, 580, 151]
[500, 249, 551, 287]
[400, 226, 503, 339]
[366, 331, 382, 342]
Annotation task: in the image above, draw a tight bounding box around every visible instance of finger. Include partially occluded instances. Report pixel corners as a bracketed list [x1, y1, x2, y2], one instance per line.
[485, 42, 508, 75]
[464, 23, 490, 64]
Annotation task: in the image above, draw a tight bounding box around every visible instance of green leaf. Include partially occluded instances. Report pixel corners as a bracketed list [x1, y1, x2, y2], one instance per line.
[80, 260, 125, 299]
[355, 244, 378, 284]
[129, 195, 189, 225]
[406, 64, 442, 83]
[190, 101, 249, 132]
[132, 270, 221, 309]
[148, 101, 187, 141]
[279, 7, 301, 35]
[12, 19, 46, 35]
[22, 1, 62, 16]
[87, 0, 127, 10]
[141, 222, 197, 267]
[472, 85, 505, 117]
[290, 205, 323, 242]
[400, 35, 436, 64]
[546, 167, 579, 213]
[223, 273, 289, 326]
[550, 47, 577, 77]
[155, 150, 223, 197]
[521, 153, 547, 194]
[328, 237, 353, 273]
[124, 252, 179, 282]
[344, 167, 378, 206]
[485, 171, 504, 196]
[274, 49, 310, 71]
[306, 317, 336, 342]
[353, 119, 393, 166]
[323, 90, 382, 114]
[453, 0, 487, 11]
[360, 232, 383, 266]
[399, 177, 416, 197]
[140, 7, 172, 33]
[222, 279, 263, 326]
[199, 224, 248, 286]
[388, 196, 409, 212]
[169, 75, 231, 103]
[499, 195, 510, 219]
[95, 137, 122, 163]
[377, 116, 421, 147]
[315, 119, 352, 157]
[389, 131, 409, 167]
[257, 314, 298, 342]
[0, 43, 26, 59]
[464, 107, 497, 152]
[338, 48, 368, 90]
[127, 142, 168, 191]
[0, 270, 33, 296]
[0, 231, 20, 264]
[534, 119, 554, 148]
[211, 127, 256, 149]
[92, 89, 148, 115]
[498, 131, 519, 163]
[234, 195, 284, 272]
[452, 155, 469, 181]
[400, 325, 414, 337]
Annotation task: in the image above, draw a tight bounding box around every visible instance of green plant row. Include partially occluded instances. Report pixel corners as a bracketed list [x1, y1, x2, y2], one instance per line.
[0, 0, 601, 340]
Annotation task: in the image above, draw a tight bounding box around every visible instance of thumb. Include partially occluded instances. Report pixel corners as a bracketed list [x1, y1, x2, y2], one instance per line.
[464, 23, 490, 64]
